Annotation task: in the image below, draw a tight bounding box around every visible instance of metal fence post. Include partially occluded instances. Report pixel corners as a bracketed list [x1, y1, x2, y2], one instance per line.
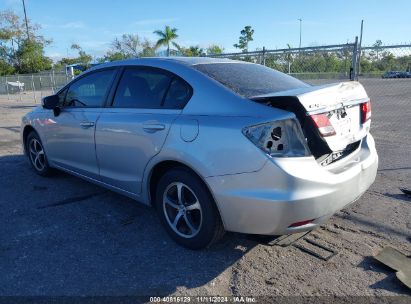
[5, 76, 10, 101]
[50, 72, 55, 93]
[350, 36, 358, 81]
[262, 47, 266, 66]
[52, 69, 56, 92]
[17, 75, 22, 102]
[31, 74, 37, 104]
[39, 76, 43, 98]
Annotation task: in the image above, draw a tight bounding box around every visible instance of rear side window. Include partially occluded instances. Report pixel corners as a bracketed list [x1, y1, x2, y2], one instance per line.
[65, 69, 116, 107]
[113, 68, 170, 108]
[193, 63, 309, 98]
[163, 78, 191, 109]
[113, 67, 192, 109]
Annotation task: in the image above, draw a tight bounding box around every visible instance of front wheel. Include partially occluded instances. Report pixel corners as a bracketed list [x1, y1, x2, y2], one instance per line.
[155, 168, 225, 249]
[26, 131, 52, 176]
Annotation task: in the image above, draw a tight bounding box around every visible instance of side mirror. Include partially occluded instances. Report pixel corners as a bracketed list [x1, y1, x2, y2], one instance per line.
[42, 95, 59, 110]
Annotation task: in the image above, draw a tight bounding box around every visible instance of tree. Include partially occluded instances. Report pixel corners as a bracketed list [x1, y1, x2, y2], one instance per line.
[153, 26, 178, 56]
[111, 34, 141, 58]
[371, 39, 383, 61]
[99, 51, 126, 62]
[100, 34, 156, 62]
[70, 43, 92, 66]
[14, 39, 52, 73]
[206, 45, 224, 55]
[184, 45, 205, 57]
[0, 10, 52, 74]
[54, 43, 92, 73]
[0, 10, 49, 47]
[0, 58, 14, 75]
[234, 26, 254, 52]
[171, 43, 204, 57]
[140, 39, 156, 57]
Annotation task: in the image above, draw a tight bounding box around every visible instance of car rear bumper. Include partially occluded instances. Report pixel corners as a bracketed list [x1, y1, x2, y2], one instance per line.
[206, 134, 378, 235]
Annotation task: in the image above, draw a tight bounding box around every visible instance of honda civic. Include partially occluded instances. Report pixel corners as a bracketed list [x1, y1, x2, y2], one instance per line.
[21, 57, 378, 249]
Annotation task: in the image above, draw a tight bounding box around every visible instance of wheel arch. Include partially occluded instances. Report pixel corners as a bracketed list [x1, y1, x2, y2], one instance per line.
[22, 125, 36, 155]
[147, 159, 226, 229]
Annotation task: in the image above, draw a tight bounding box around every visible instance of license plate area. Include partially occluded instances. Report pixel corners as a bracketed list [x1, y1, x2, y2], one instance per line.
[335, 116, 351, 136]
[329, 105, 360, 137]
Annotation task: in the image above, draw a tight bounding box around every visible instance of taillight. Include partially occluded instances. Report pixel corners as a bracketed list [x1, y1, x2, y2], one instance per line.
[242, 119, 310, 158]
[310, 114, 336, 137]
[361, 101, 371, 123]
[288, 219, 315, 228]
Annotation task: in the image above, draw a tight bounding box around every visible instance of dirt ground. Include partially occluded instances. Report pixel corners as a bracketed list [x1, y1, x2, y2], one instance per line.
[0, 78, 410, 298]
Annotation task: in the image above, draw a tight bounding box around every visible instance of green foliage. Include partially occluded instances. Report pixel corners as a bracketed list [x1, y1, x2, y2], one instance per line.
[263, 50, 350, 77]
[140, 39, 156, 57]
[71, 43, 92, 66]
[14, 39, 52, 73]
[98, 34, 156, 62]
[0, 10, 52, 75]
[261, 39, 411, 79]
[154, 26, 179, 56]
[0, 58, 14, 75]
[175, 45, 205, 57]
[206, 45, 224, 55]
[111, 34, 141, 58]
[54, 43, 92, 71]
[234, 26, 254, 52]
[100, 51, 127, 62]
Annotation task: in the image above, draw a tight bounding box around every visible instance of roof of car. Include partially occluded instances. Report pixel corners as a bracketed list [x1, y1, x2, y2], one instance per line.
[97, 56, 245, 68]
[162, 56, 239, 65]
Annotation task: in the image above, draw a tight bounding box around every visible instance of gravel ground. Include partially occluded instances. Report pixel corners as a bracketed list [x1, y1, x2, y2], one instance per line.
[0, 78, 410, 298]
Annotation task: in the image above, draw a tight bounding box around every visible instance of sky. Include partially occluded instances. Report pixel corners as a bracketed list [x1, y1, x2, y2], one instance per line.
[1, 0, 410, 61]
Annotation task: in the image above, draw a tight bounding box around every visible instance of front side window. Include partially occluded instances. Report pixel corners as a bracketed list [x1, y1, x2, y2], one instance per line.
[64, 69, 116, 107]
[113, 67, 192, 109]
[57, 88, 67, 107]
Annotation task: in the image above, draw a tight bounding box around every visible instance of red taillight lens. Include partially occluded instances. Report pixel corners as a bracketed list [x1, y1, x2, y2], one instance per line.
[361, 101, 371, 123]
[288, 219, 315, 228]
[310, 113, 336, 137]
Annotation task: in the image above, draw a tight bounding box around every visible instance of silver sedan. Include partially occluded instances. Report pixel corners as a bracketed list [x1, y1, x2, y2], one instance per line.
[21, 58, 378, 249]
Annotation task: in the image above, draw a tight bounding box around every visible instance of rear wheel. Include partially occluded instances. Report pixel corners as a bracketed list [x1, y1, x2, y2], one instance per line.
[155, 168, 224, 249]
[26, 131, 52, 176]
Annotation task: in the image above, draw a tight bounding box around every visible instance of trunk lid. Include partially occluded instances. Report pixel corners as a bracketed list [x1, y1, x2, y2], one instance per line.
[252, 81, 370, 152]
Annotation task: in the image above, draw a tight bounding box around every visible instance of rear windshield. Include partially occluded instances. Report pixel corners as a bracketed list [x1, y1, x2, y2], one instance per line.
[193, 62, 309, 98]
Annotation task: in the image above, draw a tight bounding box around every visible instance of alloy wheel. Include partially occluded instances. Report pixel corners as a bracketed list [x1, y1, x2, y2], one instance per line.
[28, 138, 46, 172]
[162, 182, 203, 238]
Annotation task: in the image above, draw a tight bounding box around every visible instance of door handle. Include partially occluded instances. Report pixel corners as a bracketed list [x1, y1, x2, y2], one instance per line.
[142, 123, 166, 132]
[80, 121, 95, 129]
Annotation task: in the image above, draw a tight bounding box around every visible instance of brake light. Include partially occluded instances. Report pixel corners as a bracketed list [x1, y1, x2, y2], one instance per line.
[288, 219, 315, 228]
[361, 101, 371, 123]
[310, 114, 336, 137]
[242, 119, 310, 158]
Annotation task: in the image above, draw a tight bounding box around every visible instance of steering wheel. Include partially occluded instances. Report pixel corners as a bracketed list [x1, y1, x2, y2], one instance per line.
[68, 98, 87, 107]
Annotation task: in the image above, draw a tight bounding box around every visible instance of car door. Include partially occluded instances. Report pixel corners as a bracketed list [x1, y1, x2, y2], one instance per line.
[43, 68, 118, 178]
[95, 66, 192, 194]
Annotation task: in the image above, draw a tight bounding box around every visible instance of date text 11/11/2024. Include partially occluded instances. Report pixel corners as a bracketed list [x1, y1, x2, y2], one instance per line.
[149, 296, 257, 303]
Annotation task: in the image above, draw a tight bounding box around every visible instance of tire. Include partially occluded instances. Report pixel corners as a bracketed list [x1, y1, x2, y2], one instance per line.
[155, 168, 225, 249]
[26, 131, 52, 176]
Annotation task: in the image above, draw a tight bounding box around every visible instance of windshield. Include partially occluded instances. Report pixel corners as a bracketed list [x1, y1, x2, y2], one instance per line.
[193, 62, 309, 98]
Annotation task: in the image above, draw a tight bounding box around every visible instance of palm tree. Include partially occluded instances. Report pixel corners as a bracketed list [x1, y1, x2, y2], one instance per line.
[153, 26, 178, 57]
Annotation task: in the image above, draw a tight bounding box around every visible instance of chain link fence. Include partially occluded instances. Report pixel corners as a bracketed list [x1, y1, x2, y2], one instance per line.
[208, 41, 411, 81]
[209, 43, 358, 81]
[0, 71, 71, 103]
[1, 41, 410, 104]
[356, 44, 411, 173]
